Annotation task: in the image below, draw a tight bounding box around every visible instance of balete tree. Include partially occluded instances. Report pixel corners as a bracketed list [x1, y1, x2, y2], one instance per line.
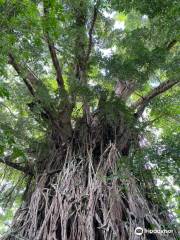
[0, 0, 179, 239]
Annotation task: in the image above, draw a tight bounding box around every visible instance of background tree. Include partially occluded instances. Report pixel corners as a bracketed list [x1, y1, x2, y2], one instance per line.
[0, 0, 179, 239]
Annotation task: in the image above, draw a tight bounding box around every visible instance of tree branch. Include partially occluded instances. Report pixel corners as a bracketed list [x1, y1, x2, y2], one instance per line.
[43, 2, 65, 90]
[128, 40, 178, 100]
[0, 156, 33, 176]
[133, 79, 179, 116]
[86, 0, 100, 63]
[8, 53, 37, 96]
[166, 40, 177, 51]
[74, 2, 87, 81]
[8, 53, 55, 122]
[45, 36, 65, 90]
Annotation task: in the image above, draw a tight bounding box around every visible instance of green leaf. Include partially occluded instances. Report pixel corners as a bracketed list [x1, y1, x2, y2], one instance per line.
[12, 148, 25, 159]
[0, 85, 9, 99]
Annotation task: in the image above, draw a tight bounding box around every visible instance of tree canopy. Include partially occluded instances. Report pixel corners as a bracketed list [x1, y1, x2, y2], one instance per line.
[0, 0, 179, 237]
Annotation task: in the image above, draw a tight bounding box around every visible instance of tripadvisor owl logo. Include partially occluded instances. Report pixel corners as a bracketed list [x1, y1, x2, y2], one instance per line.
[134, 227, 173, 236]
[134, 227, 144, 236]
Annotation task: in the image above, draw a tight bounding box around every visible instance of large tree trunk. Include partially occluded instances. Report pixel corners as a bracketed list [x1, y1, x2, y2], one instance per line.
[1, 118, 177, 240]
[0, 0, 179, 238]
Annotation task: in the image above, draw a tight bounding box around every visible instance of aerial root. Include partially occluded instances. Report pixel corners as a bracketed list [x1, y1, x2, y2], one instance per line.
[2, 145, 174, 240]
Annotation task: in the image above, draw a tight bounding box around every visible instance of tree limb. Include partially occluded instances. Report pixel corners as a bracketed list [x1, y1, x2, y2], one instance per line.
[86, 0, 100, 63]
[8, 53, 55, 122]
[8, 54, 37, 96]
[43, 2, 65, 90]
[166, 40, 177, 51]
[45, 36, 65, 90]
[133, 79, 179, 116]
[0, 156, 33, 176]
[126, 40, 178, 100]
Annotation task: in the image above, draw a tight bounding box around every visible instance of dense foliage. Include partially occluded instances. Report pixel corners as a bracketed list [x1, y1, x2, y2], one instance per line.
[0, 0, 179, 238]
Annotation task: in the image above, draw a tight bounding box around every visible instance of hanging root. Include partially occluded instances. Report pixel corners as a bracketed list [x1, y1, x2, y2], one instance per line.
[1, 145, 177, 240]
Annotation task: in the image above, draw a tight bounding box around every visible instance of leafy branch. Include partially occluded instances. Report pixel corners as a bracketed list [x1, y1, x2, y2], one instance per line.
[43, 1, 65, 92]
[8, 54, 55, 122]
[8, 54, 36, 96]
[86, 0, 100, 63]
[133, 79, 179, 116]
[0, 156, 33, 176]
